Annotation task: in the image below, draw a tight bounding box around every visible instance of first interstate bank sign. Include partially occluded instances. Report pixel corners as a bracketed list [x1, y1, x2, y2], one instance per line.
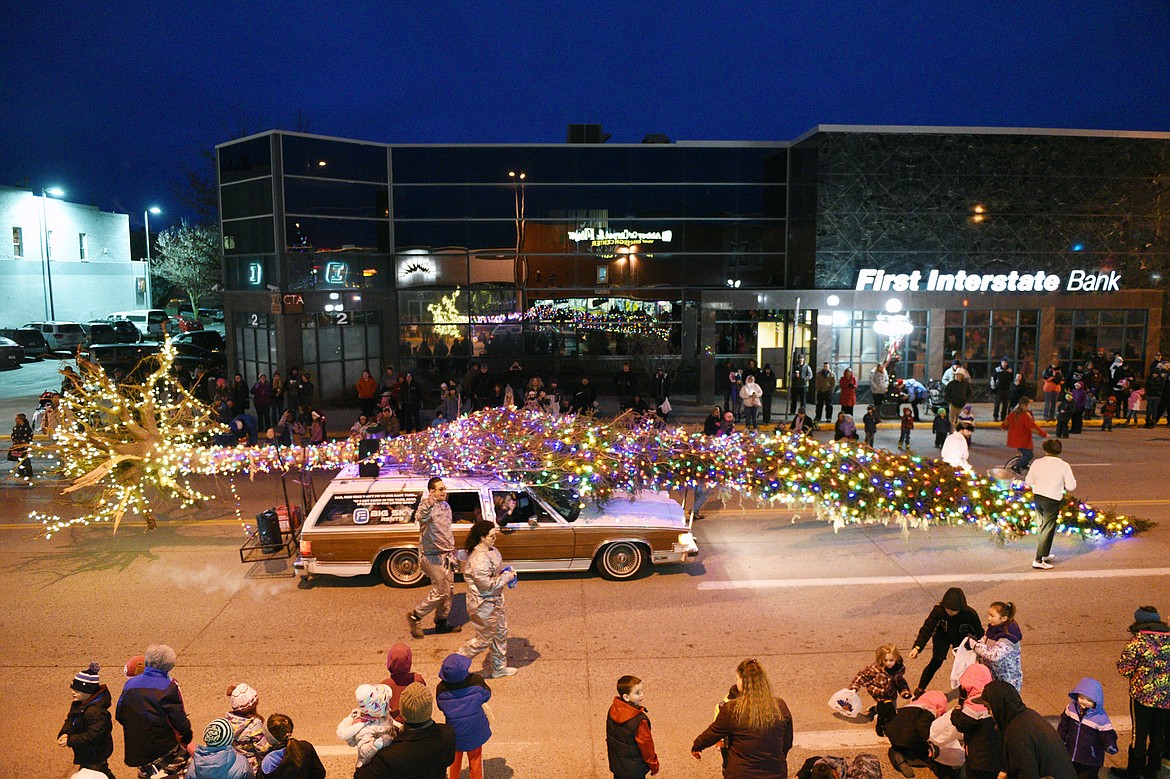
[855, 268, 1121, 293]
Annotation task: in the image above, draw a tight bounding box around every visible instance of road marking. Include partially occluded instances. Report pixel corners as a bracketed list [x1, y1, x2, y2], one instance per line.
[697, 568, 1170, 590]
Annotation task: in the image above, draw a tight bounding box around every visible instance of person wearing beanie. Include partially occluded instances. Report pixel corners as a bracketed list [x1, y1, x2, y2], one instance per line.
[1111, 606, 1170, 779]
[975, 680, 1076, 779]
[436, 653, 494, 779]
[188, 718, 251, 779]
[356, 683, 456, 779]
[258, 713, 326, 779]
[116, 643, 193, 776]
[224, 682, 270, 774]
[124, 655, 146, 678]
[381, 643, 426, 724]
[907, 587, 984, 696]
[57, 663, 116, 779]
[338, 683, 400, 769]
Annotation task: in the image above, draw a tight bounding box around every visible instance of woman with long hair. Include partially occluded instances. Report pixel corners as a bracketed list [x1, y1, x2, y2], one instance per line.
[456, 520, 518, 678]
[691, 658, 794, 778]
[259, 713, 326, 778]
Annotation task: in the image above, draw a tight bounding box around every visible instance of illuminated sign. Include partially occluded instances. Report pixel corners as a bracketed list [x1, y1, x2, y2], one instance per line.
[248, 262, 263, 286]
[324, 261, 349, 285]
[567, 227, 673, 246]
[855, 268, 1121, 293]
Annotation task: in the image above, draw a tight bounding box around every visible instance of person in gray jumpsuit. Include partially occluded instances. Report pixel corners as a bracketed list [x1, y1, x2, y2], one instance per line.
[407, 477, 462, 638]
[457, 520, 518, 678]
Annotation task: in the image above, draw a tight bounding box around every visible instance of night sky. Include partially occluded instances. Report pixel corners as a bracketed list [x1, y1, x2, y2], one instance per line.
[4, 1, 1169, 229]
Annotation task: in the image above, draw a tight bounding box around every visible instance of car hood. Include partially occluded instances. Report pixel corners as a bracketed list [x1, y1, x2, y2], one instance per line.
[575, 491, 687, 528]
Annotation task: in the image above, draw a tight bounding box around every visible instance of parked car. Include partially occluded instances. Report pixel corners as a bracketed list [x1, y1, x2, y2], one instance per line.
[295, 467, 698, 586]
[101, 318, 142, 344]
[0, 328, 50, 359]
[81, 341, 224, 379]
[172, 330, 225, 354]
[198, 308, 224, 322]
[175, 316, 204, 332]
[0, 337, 24, 369]
[21, 321, 86, 351]
[83, 321, 120, 347]
[106, 309, 169, 339]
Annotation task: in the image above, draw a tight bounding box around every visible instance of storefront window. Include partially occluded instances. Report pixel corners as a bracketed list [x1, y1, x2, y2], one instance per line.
[824, 310, 928, 384]
[944, 309, 1040, 382]
[1055, 309, 1147, 369]
[301, 311, 381, 401]
[233, 311, 275, 384]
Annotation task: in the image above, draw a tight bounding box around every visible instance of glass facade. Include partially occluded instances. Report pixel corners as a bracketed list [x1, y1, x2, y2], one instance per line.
[1054, 309, 1148, 365]
[944, 309, 1040, 382]
[301, 311, 382, 401]
[824, 310, 929, 384]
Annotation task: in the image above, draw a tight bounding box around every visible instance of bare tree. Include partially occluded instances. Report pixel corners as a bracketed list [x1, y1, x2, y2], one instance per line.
[152, 222, 222, 319]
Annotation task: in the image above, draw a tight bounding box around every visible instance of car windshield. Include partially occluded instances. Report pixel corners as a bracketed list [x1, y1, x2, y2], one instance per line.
[531, 486, 581, 522]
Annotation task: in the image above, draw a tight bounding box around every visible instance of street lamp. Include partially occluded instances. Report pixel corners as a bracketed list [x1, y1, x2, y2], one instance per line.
[144, 206, 161, 307]
[509, 171, 527, 309]
[40, 186, 65, 319]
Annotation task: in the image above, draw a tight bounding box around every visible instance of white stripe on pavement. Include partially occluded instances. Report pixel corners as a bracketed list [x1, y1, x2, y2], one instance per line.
[697, 567, 1170, 590]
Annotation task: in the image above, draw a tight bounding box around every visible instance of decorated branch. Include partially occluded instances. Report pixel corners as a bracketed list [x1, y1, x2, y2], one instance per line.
[36, 343, 1138, 542]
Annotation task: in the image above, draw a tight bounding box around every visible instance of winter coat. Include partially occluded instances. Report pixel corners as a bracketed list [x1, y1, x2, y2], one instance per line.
[58, 686, 114, 766]
[850, 660, 911, 701]
[1116, 623, 1170, 708]
[258, 739, 326, 779]
[972, 621, 1024, 691]
[187, 743, 252, 779]
[949, 665, 1003, 775]
[1057, 678, 1118, 767]
[814, 369, 837, 394]
[1002, 408, 1046, 449]
[869, 368, 890, 394]
[944, 378, 972, 409]
[886, 692, 948, 753]
[797, 755, 882, 779]
[354, 721, 456, 779]
[224, 710, 270, 772]
[357, 375, 378, 400]
[993, 365, 1015, 393]
[839, 375, 858, 406]
[912, 589, 984, 651]
[251, 380, 274, 409]
[116, 666, 193, 766]
[704, 414, 722, 435]
[337, 710, 397, 767]
[740, 381, 763, 408]
[691, 696, 793, 779]
[436, 653, 492, 752]
[932, 414, 950, 437]
[607, 696, 659, 778]
[400, 379, 423, 410]
[382, 644, 426, 724]
[981, 680, 1076, 779]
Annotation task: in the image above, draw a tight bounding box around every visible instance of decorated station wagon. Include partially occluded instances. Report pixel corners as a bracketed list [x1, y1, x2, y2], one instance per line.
[295, 465, 699, 585]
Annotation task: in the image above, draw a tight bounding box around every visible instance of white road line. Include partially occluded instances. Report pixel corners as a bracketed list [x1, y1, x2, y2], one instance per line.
[697, 568, 1170, 590]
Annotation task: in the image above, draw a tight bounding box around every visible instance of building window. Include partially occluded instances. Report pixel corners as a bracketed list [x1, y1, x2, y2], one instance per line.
[1054, 309, 1147, 370]
[12, 227, 22, 257]
[301, 310, 381, 401]
[822, 310, 929, 385]
[79, 233, 88, 260]
[943, 309, 1039, 383]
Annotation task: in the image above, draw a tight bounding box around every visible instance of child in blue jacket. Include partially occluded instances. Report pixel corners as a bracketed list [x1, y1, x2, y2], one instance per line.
[436, 653, 493, 779]
[1057, 678, 1118, 779]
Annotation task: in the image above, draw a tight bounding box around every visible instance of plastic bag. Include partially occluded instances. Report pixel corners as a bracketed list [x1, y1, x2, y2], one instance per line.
[950, 639, 978, 689]
[929, 714, 966, 767]
[659, 397, 672, 414]
[827, 687, 864, 717]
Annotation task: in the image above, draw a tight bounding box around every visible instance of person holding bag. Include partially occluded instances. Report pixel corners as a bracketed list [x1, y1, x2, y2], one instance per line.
[907, 588, 984, 697]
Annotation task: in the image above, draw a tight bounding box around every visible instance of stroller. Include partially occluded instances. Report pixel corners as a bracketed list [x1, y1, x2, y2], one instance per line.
[927, 379, 943, 410]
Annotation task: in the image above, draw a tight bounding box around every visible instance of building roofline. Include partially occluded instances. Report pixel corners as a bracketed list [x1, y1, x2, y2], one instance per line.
[796, 123, 1170, 141]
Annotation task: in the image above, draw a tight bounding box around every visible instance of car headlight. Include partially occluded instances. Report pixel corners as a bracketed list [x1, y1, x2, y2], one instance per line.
[677, 532, 695, 548]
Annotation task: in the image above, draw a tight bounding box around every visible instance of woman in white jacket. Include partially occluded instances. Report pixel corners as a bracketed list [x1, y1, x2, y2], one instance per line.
[739, 374, 764, 430]
[457, 520, 519, 679]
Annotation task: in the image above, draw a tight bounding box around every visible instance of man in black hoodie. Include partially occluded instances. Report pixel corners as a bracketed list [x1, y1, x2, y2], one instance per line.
[976, 679, 1076, 779]
[908, 587, 984, 696]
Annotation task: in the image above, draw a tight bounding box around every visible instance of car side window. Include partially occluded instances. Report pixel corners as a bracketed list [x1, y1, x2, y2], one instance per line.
[446, 491, 483, 524]
[525, 493, 561, 524]
[314, 491, 422, 527]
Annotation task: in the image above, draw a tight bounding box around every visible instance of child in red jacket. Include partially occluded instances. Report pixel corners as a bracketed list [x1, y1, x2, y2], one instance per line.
[606, 675, 659, 779]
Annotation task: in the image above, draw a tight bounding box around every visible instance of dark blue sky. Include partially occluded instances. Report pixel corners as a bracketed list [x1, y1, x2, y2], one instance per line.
[4, 1, 1169, 229]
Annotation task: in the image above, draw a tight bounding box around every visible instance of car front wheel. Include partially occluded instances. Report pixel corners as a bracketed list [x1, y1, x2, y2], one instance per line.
[379, 549, 426, 587]
[597, 542, 646, 581]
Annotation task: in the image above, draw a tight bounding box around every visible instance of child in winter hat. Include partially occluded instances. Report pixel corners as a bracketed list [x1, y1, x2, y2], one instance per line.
[1057, 678, 1118, 772]
[123, 655, 145, 677]
[188, 717, 251, 779]
[337, 683, 400, 768]
[58, 663, 115, 776]
[224, 683, 270, 773]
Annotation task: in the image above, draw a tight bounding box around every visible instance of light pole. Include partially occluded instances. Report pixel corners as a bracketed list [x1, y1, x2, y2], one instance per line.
[39, 186, 65, 319]
[509, 171, 527, 310]
[144, 206, 161, 307]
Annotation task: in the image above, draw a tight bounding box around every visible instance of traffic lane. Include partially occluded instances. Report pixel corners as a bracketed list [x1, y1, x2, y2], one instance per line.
[4, 512, 1160, 778]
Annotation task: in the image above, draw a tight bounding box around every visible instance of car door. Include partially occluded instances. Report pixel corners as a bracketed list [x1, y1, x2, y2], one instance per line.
[490, 489, 575, 569]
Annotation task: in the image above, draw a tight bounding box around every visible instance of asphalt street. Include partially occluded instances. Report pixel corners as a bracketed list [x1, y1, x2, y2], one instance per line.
[2, 405, 1168, 777]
